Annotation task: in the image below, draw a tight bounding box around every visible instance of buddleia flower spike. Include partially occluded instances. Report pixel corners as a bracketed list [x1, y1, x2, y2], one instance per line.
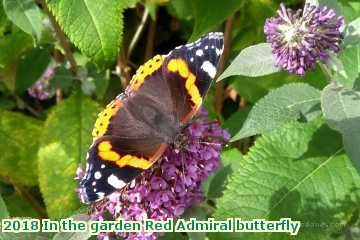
[264, 3, 344, 75]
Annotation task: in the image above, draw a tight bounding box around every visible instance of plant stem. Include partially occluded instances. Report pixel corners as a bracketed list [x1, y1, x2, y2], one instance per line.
[117, 51, 131, 87]
[40, 0, 78, 74]
[214, 16, 234, 115]
[127, 8, 149, 59]
[144, 16, 157, 61]
[13, 184, 47, 219]
[56, 89, 63, 103]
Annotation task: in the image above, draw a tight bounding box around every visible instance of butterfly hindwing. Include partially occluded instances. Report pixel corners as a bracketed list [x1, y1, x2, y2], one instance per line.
[80, 136, 167, 202]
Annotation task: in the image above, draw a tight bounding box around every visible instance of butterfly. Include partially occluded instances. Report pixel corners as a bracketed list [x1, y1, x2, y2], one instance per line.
[79, 32, 224, 203]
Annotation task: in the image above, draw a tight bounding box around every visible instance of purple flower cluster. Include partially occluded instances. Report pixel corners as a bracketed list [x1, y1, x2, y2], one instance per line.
[264, 3, 344, 75]
[76, 111, 230, 240]
[28, 66, 55, 100]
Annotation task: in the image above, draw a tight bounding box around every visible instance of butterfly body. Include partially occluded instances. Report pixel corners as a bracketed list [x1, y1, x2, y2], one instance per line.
[79, 32, 224, 203]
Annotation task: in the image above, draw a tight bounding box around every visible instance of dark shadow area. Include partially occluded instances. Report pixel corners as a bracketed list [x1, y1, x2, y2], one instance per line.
[338, 87, 360, 101]
[298, 102, 321, 123]
[354, 76, 360, 91]
[296, 124, 343, 161]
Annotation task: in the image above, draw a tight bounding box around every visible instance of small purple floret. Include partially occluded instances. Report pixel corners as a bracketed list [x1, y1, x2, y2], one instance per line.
[28, 66, 55, 100]
[264, 3, 344, 75]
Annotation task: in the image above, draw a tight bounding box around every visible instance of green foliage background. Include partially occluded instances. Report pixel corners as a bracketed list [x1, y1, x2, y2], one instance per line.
[0, 0, 359, 239]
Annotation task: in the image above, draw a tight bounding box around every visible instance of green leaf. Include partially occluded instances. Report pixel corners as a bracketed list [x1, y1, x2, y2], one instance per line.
[344, 17, 360, 46]
[218, 43, 280, 81]
[46, 0, 135, 66]
[52, 213, 90, 240]
[339, 0, 360, 24]
[50, 65, 74, 94]
[2, 0, 43, 39]
[206, 148, 242, 199]
[0, 110, 42, 186]
[3, 193, 37, 217]
[213, 119, 360, 239]
[229, 64, 326, 104]
[0, 26, 33, 67]
[182, 206, 207, 240]
[0, 2, 9, 36]
[15, 47, 51, 94]
[321, 83, 360, 173]
[0, 194, 9, 220]
[81, 79, 95, 96]
[159, 232, 188, 240]
[232, 83, 321, 141]
[0, 96, 16, 110]
[145, 0, 157, 20]
[190, 0, 243, 41]
[306, 0, 342, 14]
[52, 227, 90, 240]
[38, 91, 99, 219]
[305, 0, 319, 6]
[0, 232, 53, 240]
[231, 1, 277, 52]
[355, 76, 360, 90]
[88, 65, 109, 101]
[332, 44, 360, 88]
[168, 0, 192, 20]
[222, 107, 250, 137]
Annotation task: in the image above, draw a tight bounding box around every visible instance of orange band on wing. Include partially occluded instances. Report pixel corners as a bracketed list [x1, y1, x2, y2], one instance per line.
[128, 55, 164, 92]
[92, 100, 123, 139]
[98, 141, 167, 170]
[167, 59, 202, 110]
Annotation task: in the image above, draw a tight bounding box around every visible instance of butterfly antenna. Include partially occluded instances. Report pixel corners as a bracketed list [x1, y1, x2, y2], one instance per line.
[190, 135, 227, 146]
[178, 151, 187, 189]
[196, 141, 223, 147]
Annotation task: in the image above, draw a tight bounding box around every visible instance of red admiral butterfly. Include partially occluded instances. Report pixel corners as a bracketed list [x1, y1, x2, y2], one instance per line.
[79, 32, 224, 203]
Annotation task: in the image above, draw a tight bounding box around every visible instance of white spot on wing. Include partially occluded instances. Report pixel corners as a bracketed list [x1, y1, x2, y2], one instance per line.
[130, 180, 136, 189]
[101, 164, 105, 169]
[92, 181, 96, 186]
[190, 57, 194, 62]
[108, 174, 127, 189]
[196, 49, 204, 56]
[205, 45, 209, 50]
[97, 192, 105, 198]
[201, 61, 217, 78]
[94, 171, 102, 179]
